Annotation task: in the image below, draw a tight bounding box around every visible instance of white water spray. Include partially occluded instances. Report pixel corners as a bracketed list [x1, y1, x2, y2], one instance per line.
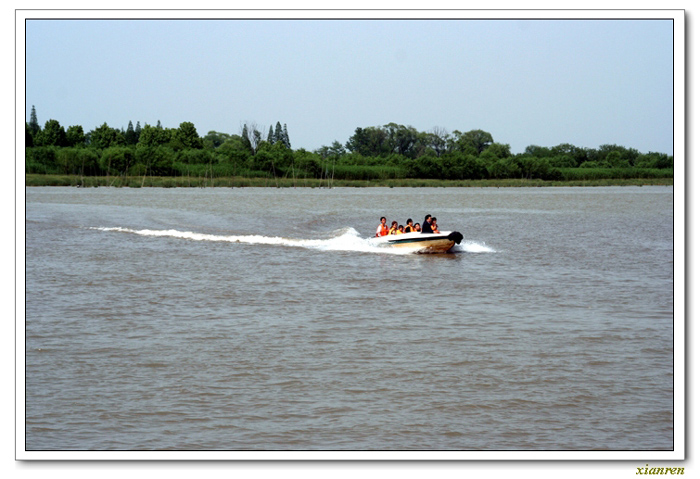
[91, 226, 495, 255]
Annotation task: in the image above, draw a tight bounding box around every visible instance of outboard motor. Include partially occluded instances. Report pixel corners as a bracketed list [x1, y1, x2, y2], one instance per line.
[448, 231, 463, 244]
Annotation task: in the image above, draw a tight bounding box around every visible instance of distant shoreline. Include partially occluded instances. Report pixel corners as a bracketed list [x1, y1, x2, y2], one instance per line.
[25, 174, 673, 188]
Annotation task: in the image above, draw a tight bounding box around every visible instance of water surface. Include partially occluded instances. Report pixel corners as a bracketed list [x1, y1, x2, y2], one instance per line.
[24, 186, 674, 451]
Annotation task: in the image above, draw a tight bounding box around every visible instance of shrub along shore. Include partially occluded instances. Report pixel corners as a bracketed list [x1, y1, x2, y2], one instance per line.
[26, 173, 673, 188]
[25, 113, 674, 188]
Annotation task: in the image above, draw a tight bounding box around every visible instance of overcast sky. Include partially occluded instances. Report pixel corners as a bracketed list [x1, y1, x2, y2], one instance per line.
[24, 15, 675, 154]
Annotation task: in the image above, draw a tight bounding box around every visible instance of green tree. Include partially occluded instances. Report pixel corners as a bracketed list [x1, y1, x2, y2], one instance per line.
[203, 131, 231, 149]
[636, 152, 673, 169]
[134, 146, 174, 176]
[597, 144, 639, 166]
[26, 146, 58, 174]
[550, 143, 586, 167]
[345, 126, 390, 157]
[436, 154, 459, 179]
[549, 155, 576, 168]
[282, 123, 291, 148]
[124, 121, 138, 145]
[423, 127, 449, 157]
[488, 157, 521, 178]
[294, 148, 322, 177]
[604, 150, 630, 168]
[99, 146, 134, 175]
[271, 141, 294, 173]
[35, 119, 67, 147]
[329, 140, 345, 157]
[384, 123, 418, 158]
[240, 124, 252, 153]
[218, 135, 252, 167]
[345, 127, 368, 155]
[317, 140, 346, 159]
[454, 129, 493, 155]
[28, 105, 40, 136]
[273, 122, 283, 145]
[77, 148, 100, 175]
[409, 154, 441, 178]
[176, 148, 211, 165]
[172, 121, 203, 150]
[551, 143, 582, 157]
[56, 147, 81, 174]
[579, 160, 599, 168]
[137, 123, 171, 148]
[250, 141, 275, 173]
[440, 153, 487, 180]
[517, 156, 557, 179]
[66, 125, 86, 147]
[656, 153, 673, 169]
[25, 124, 34, 147]
[480, 142, 511, 160]
[524, 145, 552, 158]
[89, 122, 125, 149]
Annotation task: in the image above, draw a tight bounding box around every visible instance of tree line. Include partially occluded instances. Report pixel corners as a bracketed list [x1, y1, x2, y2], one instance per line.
[25, 106, 673, 182]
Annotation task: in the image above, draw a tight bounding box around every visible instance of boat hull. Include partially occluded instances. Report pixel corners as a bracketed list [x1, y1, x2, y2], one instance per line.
[371, 231, 463, 253]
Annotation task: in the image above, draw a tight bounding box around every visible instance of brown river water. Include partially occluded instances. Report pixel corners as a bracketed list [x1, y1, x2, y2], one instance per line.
[23, 186, 675, 454]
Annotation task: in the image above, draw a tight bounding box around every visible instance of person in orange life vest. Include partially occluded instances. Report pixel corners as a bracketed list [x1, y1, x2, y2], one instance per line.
[375, 217, 389, 237]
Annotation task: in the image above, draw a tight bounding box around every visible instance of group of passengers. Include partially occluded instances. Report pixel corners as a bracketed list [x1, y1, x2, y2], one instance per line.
[375, 214, 440, 237]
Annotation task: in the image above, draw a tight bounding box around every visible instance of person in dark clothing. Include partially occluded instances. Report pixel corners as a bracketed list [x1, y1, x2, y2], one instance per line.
[421, 214, 433, 234]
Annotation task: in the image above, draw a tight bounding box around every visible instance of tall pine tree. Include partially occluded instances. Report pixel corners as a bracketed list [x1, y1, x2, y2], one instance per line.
[29, 105, 40, 136]
[274, 122, 283, 145]
[125, 121, 137, 145]
[282, 124, 290, 149]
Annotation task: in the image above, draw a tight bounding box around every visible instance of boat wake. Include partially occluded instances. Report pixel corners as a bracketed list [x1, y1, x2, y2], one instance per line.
[91, 226, 496, 255]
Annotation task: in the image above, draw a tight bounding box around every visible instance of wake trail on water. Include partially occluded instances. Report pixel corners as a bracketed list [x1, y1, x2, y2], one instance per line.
[90, 226, 496, 255]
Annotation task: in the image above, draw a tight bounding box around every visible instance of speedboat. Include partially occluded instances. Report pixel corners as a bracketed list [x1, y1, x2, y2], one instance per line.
[370, 231, 464, 253]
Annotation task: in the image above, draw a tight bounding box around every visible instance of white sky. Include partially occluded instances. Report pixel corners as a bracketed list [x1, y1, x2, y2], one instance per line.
[24, 13, 675, 155]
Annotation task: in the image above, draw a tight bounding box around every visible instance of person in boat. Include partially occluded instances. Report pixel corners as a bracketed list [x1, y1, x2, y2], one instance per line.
[412, 222, 421, 233]
[388, 221, 399, 235]
[398, 225, 405, 234]
[376, 217, 389, 237]
[431, 217, 440, 234]
[405, 219, 414, 232]
[421, 214, 433, 234]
